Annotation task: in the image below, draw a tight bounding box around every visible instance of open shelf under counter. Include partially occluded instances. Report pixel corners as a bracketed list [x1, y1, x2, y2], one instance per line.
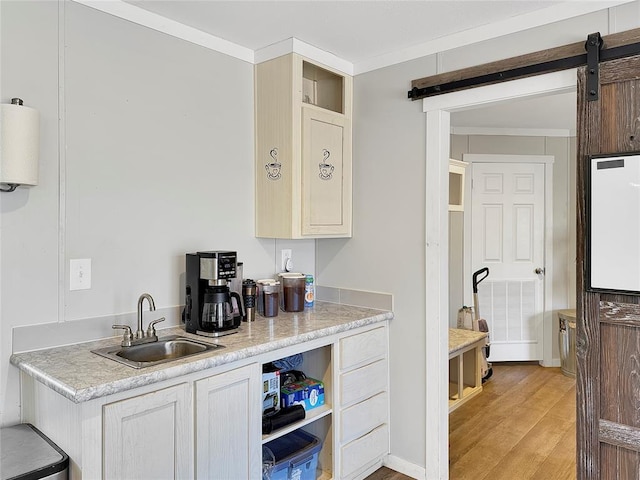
[262, 404, 332, 444]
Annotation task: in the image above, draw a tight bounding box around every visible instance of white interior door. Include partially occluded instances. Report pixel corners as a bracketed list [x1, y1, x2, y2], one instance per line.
[471, 161, 545, 361]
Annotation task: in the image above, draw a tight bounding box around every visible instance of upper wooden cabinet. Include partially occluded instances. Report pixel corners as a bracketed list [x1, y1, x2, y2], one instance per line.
[255, 54, 353, 238]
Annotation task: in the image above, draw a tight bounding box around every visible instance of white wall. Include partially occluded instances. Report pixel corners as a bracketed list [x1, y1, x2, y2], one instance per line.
[317, 55, 436, 467]
[0, 1, 315, 426]
[316, 3, 639, 474]
[1, 0, 62, 427]
[62, 2, 265, 320]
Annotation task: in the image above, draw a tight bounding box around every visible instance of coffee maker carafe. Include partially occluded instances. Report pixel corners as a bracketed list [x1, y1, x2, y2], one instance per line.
[185, 251, 243, 337]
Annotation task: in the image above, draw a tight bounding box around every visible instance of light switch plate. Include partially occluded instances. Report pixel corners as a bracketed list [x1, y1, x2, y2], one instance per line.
[70, 258, 91, 290]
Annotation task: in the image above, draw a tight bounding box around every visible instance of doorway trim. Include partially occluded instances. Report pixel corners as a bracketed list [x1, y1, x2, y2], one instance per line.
[423, 69, 576, 479]
[463, 154, 555, 365]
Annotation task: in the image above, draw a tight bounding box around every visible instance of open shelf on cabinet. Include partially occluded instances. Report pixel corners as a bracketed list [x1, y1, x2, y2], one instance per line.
[262, 404, 332, 444]
[261, 344, 334, 478]
[302, 60, 344, 114]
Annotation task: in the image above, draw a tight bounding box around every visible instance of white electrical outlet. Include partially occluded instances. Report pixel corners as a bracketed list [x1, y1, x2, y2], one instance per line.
[70, 258, 92, 291]
[281, 249, 292, 272]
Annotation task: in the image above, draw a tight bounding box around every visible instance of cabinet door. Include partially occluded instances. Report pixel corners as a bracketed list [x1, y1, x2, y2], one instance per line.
[195, 364, 261, 479]
[302, 108, 352, 237]
[103, 383, 191, 480]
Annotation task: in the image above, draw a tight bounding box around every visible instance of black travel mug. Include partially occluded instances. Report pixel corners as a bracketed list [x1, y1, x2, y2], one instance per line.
[242, 279, 257, 322]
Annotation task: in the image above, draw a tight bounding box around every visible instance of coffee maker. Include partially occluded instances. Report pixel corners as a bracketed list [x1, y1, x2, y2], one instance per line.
[185, 251, 243, 337]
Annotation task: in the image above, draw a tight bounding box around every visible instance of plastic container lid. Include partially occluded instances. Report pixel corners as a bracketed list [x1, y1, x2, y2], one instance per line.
[278, 273, 305, 279]
[265, 429, 322, 478]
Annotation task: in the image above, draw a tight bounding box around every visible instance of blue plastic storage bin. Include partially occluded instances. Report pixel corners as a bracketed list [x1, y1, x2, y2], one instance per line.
[264, 430, 322, 480]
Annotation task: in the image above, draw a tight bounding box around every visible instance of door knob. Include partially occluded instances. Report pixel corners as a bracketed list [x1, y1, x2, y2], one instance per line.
[535, 267, 545, 275]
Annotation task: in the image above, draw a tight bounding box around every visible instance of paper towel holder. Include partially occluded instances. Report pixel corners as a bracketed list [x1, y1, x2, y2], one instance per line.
[1, 97, 40, 193]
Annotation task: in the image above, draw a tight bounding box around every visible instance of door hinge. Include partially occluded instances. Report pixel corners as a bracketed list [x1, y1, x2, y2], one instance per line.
[585, 32, 603, 102]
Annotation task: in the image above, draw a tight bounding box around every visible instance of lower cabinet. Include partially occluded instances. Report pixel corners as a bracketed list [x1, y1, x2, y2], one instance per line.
[195, 363, 261, 479]
[102, 365, 261, 480]
[21, 322, 389, 480]
[103, 383, 191, 479]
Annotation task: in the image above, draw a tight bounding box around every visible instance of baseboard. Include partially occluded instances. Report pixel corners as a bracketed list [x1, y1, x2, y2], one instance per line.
[539, 357, 561, 368]
[384, 454, 425, 479]
[352, 459, 384, 480]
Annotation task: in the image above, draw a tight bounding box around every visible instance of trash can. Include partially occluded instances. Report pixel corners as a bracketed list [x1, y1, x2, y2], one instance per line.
[1, 423, 69, 480]
[559, 309, 577, 378]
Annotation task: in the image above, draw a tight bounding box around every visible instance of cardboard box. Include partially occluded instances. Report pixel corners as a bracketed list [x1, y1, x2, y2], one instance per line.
[280, 378, 325, 411]
[262, 369, 281, 415]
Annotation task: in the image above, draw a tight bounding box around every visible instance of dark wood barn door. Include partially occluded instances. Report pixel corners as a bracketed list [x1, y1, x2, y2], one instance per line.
[577, 55, 640, 479]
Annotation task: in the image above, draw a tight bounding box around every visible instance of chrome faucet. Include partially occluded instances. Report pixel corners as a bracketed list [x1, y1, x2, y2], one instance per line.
[137, 293, 155, 339]
[113, 293, 165, 347]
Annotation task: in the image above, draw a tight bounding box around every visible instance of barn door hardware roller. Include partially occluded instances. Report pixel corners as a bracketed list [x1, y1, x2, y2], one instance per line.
[585, 32, 603, 102]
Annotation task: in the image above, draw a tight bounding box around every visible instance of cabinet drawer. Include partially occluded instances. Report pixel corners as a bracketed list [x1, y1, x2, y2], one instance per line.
[340, 392, 388, 445]
[340, 424, 389, 478]
[340, 327, 386, 370]
[340, 359, 387, 407]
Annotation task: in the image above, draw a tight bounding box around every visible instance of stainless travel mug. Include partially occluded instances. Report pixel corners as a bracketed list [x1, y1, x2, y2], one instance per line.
[242, 279, 257, 322]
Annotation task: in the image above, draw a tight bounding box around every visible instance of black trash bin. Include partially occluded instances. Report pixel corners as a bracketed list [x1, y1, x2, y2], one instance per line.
[1, 423, 69, 480]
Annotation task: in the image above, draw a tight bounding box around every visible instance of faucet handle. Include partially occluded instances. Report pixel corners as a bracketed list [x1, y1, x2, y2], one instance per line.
[113, 324, 133, 347]
[146, 317, 165, 338]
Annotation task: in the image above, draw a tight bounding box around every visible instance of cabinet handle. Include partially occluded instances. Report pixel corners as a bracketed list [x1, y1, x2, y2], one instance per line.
[319, 149, 334, 180]
[265, 148, 282, 180]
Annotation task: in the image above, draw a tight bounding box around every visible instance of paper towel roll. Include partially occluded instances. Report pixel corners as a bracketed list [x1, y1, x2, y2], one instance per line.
[1, 102, 39, 186]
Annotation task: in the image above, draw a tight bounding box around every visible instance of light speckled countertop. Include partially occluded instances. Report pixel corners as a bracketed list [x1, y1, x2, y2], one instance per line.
[449, 328, 487, 355]
[11, 302, 392, 404]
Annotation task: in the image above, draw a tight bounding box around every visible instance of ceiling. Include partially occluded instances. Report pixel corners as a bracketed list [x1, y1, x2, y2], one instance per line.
[116, 0, 620, 132]
[124, 1, 564, 66]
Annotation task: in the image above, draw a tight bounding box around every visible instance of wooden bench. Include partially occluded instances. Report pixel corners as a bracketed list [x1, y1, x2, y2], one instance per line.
[449, 328, 487, 413]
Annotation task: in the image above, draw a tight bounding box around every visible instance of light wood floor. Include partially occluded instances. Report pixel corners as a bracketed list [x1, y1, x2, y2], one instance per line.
[365, 466, 411, 480]
[367, 362, 576, 480]
[450, 362, 576, 480]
